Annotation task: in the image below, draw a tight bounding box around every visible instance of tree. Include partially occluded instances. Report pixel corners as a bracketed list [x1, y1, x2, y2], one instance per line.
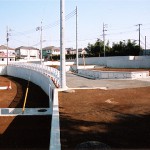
[85, 38, 140, 57]
[111, 39, 140, 56]
[86, 39, 106, 57]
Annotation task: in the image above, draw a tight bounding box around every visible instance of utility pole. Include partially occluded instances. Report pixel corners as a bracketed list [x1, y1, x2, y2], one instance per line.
[36, 21, 43, 64]
[145, 36, 146, 55]
[76, 6, 78, 70]
[40, 21, 43, 64]
[99, 38, 101, 57]
[103, 23, 107, 57]
[136, 24, 142, 51]
[60, 0, 66, 89]
[6, 26, 10, 66]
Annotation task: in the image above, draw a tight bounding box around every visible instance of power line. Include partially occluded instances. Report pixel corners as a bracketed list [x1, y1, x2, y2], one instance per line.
[43, 9, 76, 30]
[11, 9, 77, 37]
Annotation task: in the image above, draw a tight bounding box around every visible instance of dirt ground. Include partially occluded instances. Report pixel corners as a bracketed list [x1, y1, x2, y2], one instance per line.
[59, 87, 150, 150]
[0, 75, 50, 149]
[1, 72, 150, 150]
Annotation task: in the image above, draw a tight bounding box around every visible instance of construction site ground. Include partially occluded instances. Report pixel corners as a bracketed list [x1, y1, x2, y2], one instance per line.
[0, 75, 50, 150]
[1, 67, 150, 149]
[59, 68, 150, 150]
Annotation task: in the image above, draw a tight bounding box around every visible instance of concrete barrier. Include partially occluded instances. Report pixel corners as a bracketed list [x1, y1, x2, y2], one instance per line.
[0, 64, 60, 150]
[0, 64, 57, 106]
[7, 65, 55, 96]
[0, 108, 52, 116]
[78, 69, 149, 79]
[77, 56, 150, 67]
[107, 60, 150, 68]
[0, 65, 7, 75]
[50, 89, 61, 150]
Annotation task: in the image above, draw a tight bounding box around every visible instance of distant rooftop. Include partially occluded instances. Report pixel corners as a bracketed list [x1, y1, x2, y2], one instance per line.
[15, 46, 39, 50]
[0, 45, 15, 50]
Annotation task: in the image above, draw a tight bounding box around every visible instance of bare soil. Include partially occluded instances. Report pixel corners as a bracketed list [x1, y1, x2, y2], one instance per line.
[0, 75, 50, 149]
[59, 87, 150, 150]
[1, 73, 150, 150]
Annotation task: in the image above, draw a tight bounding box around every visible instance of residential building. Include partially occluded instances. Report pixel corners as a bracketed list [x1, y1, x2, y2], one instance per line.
[0, 45, 15, 62]
[66, 48, 87, 55]
[15, 46, 40, 60]
[42, 46, 68, 59]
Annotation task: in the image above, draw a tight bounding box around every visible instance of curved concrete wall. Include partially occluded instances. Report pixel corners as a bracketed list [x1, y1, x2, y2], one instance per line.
[7, 66, 55, 96]
[0, 65, 55, 96]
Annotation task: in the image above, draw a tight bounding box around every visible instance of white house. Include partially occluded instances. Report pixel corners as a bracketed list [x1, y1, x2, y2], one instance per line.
[15, 46, 40, 60]
[0, 45, 16, 62]
[66, 48, 87, 55]
[42, 46, 61, 57]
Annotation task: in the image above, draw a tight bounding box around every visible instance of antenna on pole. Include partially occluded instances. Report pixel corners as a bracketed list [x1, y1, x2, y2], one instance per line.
[60, 0, 66, 89]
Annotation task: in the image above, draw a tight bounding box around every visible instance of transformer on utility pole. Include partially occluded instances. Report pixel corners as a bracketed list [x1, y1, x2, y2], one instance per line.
[60, 0, 66, 89]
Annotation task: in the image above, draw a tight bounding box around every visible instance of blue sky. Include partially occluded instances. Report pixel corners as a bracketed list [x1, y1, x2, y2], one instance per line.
[0, 0, 150, 49]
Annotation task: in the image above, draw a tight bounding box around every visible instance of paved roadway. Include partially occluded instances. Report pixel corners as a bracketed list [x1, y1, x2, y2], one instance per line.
[66, 72, 150, 89]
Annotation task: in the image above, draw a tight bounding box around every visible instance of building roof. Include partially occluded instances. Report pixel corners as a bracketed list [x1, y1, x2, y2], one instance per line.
[0, 45, 15, 50]
[15, 46, 39, 50]
[42, 46, 60, 51]
[42, 46, 55, 50]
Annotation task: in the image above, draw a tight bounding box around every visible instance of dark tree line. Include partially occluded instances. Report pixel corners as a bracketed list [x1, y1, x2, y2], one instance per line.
[85, 39, 141, 57]
[45, 39, 141, 61]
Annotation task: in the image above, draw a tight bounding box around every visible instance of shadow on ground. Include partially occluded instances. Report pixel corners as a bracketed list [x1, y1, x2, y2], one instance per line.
[0, 76, 51, 149]
[2, 75, 49, 108]
[0, 115, 51, 150]
[60, 112, 150, 150]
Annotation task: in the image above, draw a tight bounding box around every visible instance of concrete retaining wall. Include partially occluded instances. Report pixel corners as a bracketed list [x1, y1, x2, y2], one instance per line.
[0, 65, 56, 96]
[107, 60, 150, 68]
[0, 66, 7, 75]
[77, 56, 150, 67]
[78, 56, 134, 66]
[78, 69, 149, 79]
[7, 65, 55, 96]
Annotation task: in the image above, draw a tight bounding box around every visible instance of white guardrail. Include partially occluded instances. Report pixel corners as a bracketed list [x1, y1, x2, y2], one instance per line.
[10, 63, 60, 88]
